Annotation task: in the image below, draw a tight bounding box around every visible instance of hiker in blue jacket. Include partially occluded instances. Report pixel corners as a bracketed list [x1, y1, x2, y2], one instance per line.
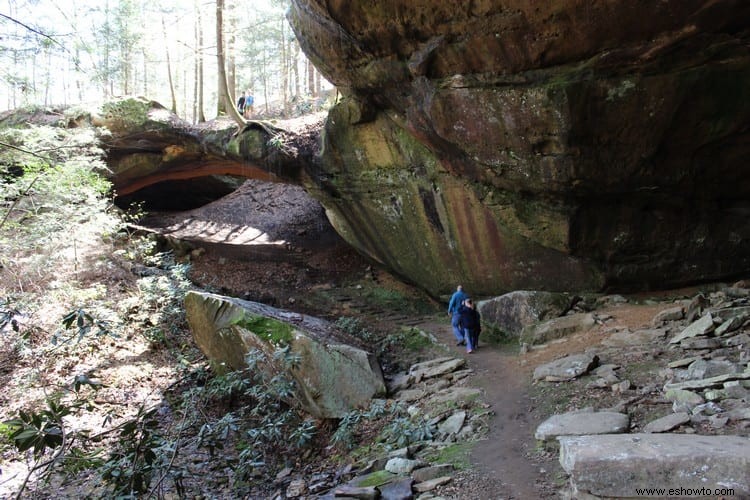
[447, 285, 468, 345]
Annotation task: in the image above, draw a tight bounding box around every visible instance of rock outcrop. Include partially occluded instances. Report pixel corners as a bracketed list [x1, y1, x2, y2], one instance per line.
[94, 97, 316, 209]
[184, 291, 385, 418]
[559, 434, 750, 498]
[289, 1, 750, 296]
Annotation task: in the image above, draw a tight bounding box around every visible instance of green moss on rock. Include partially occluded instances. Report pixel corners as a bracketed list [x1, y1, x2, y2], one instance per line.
[234, 316, 294, 345]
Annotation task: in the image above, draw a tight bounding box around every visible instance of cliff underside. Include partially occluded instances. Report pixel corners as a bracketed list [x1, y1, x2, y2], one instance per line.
[287, 0, 750, 297]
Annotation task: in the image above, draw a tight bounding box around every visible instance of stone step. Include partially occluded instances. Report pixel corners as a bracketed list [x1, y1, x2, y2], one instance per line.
[559, 433, 750, 498]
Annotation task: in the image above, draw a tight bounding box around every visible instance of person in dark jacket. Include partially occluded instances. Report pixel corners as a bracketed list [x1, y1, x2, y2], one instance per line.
[457, 298, 481, 353]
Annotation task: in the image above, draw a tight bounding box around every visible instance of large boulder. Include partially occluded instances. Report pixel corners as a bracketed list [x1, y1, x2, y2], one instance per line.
[290, 1, 750, 296]
[478, 291, 574, 340]
[184, 291, 385, 418]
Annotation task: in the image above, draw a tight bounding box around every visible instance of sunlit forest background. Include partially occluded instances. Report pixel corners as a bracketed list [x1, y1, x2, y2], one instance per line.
[1, 0, 332, 119]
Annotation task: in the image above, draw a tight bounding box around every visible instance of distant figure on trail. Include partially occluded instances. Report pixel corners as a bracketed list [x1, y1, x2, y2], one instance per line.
[458, 297, 481, 353]
[447, 285, 468, 346]
[237, 92, 246, 115]
[244, 90, 254, 118]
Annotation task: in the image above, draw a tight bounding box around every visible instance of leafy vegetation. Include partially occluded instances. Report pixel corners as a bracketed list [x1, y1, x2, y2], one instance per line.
[0, 110, 467, 498]
[0, 119, 194, 497]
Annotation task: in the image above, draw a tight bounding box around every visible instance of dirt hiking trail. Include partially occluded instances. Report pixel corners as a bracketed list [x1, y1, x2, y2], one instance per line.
[416, 318, 556, 498]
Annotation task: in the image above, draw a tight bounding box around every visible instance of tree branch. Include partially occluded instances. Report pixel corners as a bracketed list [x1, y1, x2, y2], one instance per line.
[0, 13, 85, 72]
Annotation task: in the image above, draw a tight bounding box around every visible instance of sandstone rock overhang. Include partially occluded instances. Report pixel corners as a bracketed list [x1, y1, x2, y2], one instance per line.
[288, 1, 750, 296]
[94, 98, 313, 200]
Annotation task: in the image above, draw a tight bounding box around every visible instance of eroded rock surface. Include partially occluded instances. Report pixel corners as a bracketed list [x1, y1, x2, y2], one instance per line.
[289, 1, 750, 296]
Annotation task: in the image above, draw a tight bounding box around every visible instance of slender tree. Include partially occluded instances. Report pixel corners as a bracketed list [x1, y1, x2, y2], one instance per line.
[162, 16, 177, 113]
[196, 0, 206, 122]
[215, 0, 244, 125]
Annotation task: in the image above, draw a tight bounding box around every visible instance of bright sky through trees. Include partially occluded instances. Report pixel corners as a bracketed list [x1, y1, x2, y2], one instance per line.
[0, 0, 329, 121]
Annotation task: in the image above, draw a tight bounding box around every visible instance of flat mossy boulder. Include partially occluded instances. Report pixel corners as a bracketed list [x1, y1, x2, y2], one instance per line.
[184, 291, 386, 418]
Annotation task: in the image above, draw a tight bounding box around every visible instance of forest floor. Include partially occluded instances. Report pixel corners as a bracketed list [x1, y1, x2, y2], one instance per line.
[2, 109, 736, 499]
[138, 179, 697, 499]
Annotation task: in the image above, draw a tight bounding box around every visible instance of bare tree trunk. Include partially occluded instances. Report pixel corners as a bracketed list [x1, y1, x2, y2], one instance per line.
[215, 0, 244, 125]
[193, 10, 199, 123]
[44, 47, 51, 105]
[31, 52, 37, 105]
[228, 6, 237, 103]
[215, 0, 227, 116]
[307, 59, 315, 97]
[280, 18, 289, 117]
[292, 39, 300, 100]
[142, 47, 148, 96]
[197, 0, 205, 122]
[262, 48, 269, 115]
[162, 16, 178, 113]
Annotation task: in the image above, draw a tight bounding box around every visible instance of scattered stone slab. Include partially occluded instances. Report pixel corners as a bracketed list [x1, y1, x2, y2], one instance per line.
[286, 478, 307, 497]
[333, 485, 379, 499]
[668, 313, 714, 344]
[387, 447, 413, 459]
[643, 412, 691, 433]
[664, 388, 705, 406]
[680, 337, 721, 350]
[603, 327, 666, 347]
[652, 305, 685, 324]
[411, 464, 453, 483]
[727, 407, 750, 421]
[535, 411, 629, 441]
[409, 357, 466, 381]
[520, 313, 596, 345]
[724, 383, 750, 399]
[396, 389, 426, 402]
[386, 373, 413, 393]
[437, 411, 466, 437]
[378, 477, 413, 500]
[423, 379, 451, 393]
[664, 370, 750, 391]
[276, 466, 293, 482]
[686, 359, 743, 380]
[725, 333, 750, 347]
[559, 434, 750, 498]
[533, 353, 599, 382]
[449, 369, 473, 382]
[668, 356, 702, 369]
[715, 313, 747, 336]
[412, 476, 452, 493]
[427, 387, 482, 405]
[385, 457, 421, 475]
[611, 379, 632, 393]
[593, 364, 620, 376]
[710, 306, 750, 322]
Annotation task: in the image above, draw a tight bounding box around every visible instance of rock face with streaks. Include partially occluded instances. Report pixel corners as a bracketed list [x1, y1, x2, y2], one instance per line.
[289, 1, 750, 296]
